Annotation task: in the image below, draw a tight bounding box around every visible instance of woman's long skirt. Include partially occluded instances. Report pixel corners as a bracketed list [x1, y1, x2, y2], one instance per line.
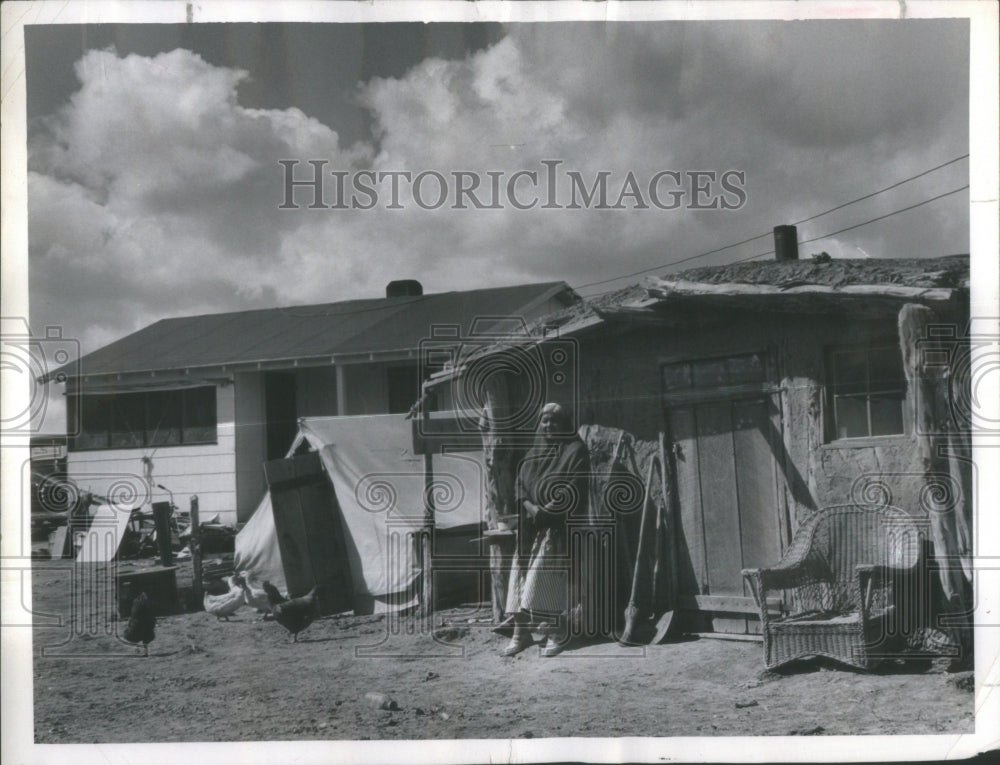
[505, 527, 568, 617]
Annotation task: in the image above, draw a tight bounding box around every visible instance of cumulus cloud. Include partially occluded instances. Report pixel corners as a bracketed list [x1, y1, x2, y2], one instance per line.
[28, 21, 969, 371]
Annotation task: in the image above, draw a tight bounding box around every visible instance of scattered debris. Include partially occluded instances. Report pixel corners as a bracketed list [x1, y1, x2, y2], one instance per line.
[789, 725, 825, 735]
[946, 672, 974, 692]
[433, 626, 469, 642]
[364, 692, 399, 711]
[424, 671, 439, 681]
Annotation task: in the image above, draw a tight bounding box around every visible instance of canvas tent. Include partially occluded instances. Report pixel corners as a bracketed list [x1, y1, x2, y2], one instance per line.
[234, 414, 484, 613]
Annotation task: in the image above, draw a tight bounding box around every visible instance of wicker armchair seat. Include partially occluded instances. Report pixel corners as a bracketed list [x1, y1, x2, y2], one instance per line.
[743, 505, 923, 671]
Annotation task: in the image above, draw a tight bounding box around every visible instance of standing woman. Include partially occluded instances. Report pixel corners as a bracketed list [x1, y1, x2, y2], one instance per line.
[502, 402, 590, 657]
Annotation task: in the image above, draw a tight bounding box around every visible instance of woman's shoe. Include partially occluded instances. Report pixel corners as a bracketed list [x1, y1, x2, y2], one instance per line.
[541, 635, 565, 657]
[502, 632, 533, 656]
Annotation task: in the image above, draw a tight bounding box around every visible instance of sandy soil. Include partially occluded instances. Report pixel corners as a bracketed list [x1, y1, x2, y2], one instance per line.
[30, 558, 973, 743]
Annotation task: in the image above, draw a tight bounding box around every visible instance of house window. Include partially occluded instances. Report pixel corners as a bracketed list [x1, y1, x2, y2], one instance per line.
[68, 387, 217, 451]
[663, 351, 767, 393]
[826, 345, 906, 440]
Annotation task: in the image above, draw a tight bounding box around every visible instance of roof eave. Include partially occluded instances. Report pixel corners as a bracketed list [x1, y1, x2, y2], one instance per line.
[423, 313, 605, 390]
[46, 345, 439, 386]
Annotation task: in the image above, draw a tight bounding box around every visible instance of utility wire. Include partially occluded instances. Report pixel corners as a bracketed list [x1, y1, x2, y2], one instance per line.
[572, 154, 969, 292]
[788, 154, 968, 228]
[799, 184, 969, 245]
[729, 183, 970, 266]
[579, 182, 970, 294]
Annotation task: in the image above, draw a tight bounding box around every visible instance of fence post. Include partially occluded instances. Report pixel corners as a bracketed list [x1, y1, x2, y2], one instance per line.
[190, 495, 202, 609]
[152, 501, 174, 566]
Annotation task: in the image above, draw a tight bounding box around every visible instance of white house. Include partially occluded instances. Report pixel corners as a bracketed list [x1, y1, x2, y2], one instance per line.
[44, 280, 579, 524]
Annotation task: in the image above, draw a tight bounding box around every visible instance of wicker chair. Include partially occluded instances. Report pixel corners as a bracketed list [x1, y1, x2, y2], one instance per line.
[742, 504, 924, 671]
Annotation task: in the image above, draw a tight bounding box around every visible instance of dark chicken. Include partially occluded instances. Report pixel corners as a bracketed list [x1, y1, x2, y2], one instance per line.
[263, 581, 318, 642]
[123, 591, 156, 646]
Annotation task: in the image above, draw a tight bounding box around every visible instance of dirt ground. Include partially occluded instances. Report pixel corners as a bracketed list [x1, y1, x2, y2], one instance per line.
[30, 558, 974, 743]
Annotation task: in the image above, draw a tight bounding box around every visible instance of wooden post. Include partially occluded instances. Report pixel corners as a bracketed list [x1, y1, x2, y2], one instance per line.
[659, 432, 680, 613]
[152, 501, 174, 566]
[189, 495, 202, 609]
[421, 399, 435, 619]
[481, 374, 517, 625]
[898, 303, 972, 653]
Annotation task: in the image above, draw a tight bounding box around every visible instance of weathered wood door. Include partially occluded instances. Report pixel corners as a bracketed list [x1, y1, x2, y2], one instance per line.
[663, 352, 788, 632]
[264, 451, 354, 615]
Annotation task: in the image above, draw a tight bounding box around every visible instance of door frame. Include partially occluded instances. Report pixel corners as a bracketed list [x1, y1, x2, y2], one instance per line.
[660, 348, 793, 626]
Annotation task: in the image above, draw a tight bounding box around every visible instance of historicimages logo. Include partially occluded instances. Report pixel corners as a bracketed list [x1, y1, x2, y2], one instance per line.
[278, 159, 747, 212]
[0, 317, 79, 437]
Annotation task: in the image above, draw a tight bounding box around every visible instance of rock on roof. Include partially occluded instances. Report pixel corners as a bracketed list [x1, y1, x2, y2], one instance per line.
[471, 255, 971, 343]
[670, 254, 969, 290]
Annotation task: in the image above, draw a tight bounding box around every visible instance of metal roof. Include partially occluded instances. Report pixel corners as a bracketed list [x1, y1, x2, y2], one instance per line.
[49, 282, 575, 381]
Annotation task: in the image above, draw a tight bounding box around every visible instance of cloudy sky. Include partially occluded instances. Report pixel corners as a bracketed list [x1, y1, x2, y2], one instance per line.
[23, 18, 969, 429]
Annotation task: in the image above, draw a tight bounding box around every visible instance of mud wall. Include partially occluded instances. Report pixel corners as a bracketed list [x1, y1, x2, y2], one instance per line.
[568, 305, 964, 530]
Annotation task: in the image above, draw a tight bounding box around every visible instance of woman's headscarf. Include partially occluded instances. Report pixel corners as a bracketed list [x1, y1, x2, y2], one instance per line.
[516, 402, 589, 523]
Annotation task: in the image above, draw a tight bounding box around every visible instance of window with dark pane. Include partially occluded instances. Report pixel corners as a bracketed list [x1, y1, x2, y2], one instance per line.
[726, 352, 765, 384]
[827, 344, 905, 440]
[72, 394, 111, 450]
[68, 386, 218, 450]
[665, 352, 765, 393]
[183, 387, 217, 444]
[692, 358, 728, 388]
[109, 394, 145, 448]
[662, 361, 692, 392]
[147, 390, 182, 446]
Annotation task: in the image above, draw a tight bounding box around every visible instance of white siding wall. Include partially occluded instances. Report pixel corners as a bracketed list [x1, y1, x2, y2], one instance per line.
[66, 384, 238, 526]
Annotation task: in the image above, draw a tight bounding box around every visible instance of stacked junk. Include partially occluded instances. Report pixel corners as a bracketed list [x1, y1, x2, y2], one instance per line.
[33, 477, 238, 619]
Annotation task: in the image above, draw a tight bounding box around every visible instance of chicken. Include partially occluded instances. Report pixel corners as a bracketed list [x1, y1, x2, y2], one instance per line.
[263, 581, 319, 642]
[203, 576, 245, 621]
[233, 572, 271, 613]
[123, 591, 156, 646]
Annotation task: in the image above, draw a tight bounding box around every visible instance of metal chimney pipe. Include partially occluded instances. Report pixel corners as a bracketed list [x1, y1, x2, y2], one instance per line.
[773, 225, 799, 261]
[386, 280, 423, 298]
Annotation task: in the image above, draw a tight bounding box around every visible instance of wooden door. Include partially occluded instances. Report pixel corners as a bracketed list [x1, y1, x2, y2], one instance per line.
[265, 452, 354, 615]
[663, 352, 787, 633]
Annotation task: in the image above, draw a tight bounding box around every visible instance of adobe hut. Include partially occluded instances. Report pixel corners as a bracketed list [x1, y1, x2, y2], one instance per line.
[423, 245, 971, 650]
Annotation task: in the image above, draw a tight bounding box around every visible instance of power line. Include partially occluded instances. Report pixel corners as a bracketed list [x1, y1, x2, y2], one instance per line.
[799, 184, 969, 245]
[571, 154, 969, 292]
[579, 182, 970, 295]
[731, 183, 970, 266]
[789, 154, 968, 228]
[572, 237, 769, 290]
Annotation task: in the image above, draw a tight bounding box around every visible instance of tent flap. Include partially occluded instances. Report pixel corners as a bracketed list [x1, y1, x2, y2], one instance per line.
[234, 414, 485, 614]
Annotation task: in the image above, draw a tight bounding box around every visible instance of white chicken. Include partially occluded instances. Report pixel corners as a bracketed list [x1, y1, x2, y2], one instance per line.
[203, 576, 245, 621]
[233, 572, 271, 613]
